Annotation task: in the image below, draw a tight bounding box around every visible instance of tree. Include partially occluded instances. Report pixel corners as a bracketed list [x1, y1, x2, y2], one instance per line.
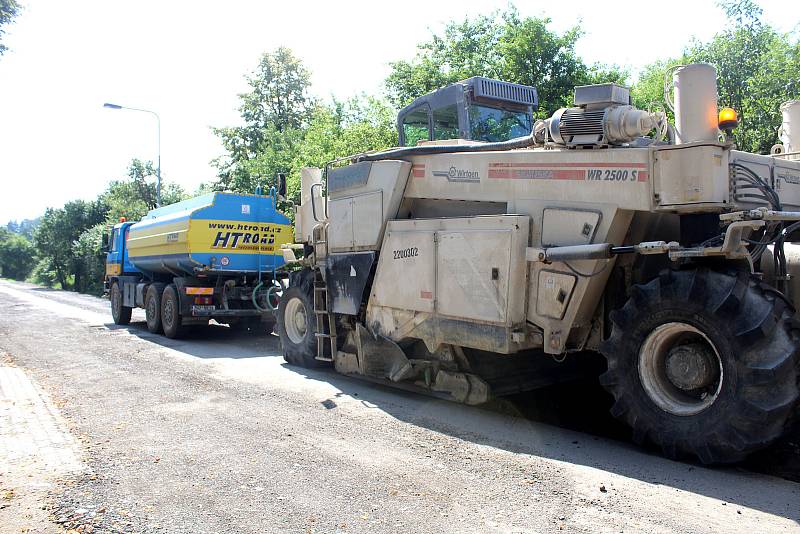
[290, 96, 397, 199]
[212, 48, 314, 192]
[633, 0, 800, 154]
[0, 227, 35, 280]
[0, 0, 20, 57]
[102, 158, 185, 222]
[239, 47, 315, 133]
[384, 8, 627, 117]
[32, 200, 108, 290]
[72, 224, 107, 296]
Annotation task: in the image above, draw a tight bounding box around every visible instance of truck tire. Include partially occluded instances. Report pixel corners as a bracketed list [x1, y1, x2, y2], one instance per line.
[600, 269, 800, 464]
[161, 285, 185, 339]
[110, 281, 132, 325]
[276, 270, 328, 368]
[145, 284, 163, 334]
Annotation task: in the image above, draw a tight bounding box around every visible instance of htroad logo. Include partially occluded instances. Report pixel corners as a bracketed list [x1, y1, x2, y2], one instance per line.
[432, 166, 480, 183]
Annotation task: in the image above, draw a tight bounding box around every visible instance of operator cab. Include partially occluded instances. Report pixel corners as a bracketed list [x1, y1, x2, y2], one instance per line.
[397, 76, 538, 146]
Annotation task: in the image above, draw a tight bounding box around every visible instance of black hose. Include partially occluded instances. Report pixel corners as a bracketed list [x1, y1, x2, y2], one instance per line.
[355, 133, 537, 162]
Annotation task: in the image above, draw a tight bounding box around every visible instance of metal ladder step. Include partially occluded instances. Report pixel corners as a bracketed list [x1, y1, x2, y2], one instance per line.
[313, 272, 337, 362]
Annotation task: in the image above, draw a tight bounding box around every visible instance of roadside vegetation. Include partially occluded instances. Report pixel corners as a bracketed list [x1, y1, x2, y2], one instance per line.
[2, 0, 797, 296]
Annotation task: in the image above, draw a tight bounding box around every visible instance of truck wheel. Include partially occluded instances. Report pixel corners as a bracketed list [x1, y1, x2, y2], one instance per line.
[145, 284, 163, 334]
[600, 269, 799, 464]
[110, 281, 132, 325]
[161, 285, 185, 339]
[276, 270, 328, 368]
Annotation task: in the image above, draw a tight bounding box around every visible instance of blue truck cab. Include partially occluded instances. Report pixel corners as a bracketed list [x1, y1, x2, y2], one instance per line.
[104, 219, 138, 280]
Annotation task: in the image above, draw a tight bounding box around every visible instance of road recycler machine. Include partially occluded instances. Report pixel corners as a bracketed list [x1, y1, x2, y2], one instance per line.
[107, 64, 800, 464]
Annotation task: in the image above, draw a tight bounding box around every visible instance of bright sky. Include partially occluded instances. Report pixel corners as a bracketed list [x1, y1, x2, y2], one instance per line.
[0, 0, 796, 222]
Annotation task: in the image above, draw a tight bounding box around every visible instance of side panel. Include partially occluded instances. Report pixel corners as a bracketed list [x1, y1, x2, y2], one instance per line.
[372, 230, 435, 313]
[403, 148, 653, 211]
[326, 160, 412, 253]
[436, 230, 512, 323]
[368, 215, 531, 354]
[653, 143, 728, 209]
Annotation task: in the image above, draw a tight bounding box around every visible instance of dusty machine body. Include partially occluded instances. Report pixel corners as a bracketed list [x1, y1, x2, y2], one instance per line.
[278, 66, 800, 463]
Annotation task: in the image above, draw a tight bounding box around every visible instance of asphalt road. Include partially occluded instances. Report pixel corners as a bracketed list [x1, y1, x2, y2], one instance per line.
[0, 279, 798, 534]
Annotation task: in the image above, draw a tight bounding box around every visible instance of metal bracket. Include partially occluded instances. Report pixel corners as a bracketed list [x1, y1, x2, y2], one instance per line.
[669, 220, 765, 260]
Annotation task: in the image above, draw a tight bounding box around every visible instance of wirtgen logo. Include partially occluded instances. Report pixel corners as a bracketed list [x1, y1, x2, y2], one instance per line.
[432, 166, 480, 183]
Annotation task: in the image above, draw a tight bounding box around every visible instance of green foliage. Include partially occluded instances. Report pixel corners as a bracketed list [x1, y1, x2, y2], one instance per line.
[212, 48, 314, 192]
[72, 224, 107, 296]
[5, 218, 39, 240]
[239, 47, 315, 132]
[633, 0, 800, 154]
[289, 96, 397, 199]
[0, 0, 20, 57]
[212, 47, 397, 198]
[0, 227, 35, 280]
[102, 158, 185, 222]
[384, 8, 628, 117]
[32, 200, 108, 291]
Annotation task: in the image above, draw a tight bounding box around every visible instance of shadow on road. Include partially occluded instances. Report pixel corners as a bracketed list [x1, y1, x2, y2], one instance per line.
[107, 320, 800, 524]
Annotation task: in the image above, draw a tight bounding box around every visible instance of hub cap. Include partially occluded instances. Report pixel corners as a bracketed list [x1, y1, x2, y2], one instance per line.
[638, 322, 723, 416]
[284, 297, 308, 344]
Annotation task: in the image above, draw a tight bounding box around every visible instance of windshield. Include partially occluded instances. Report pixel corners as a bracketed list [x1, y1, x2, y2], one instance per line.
[468, 105, 532, 142]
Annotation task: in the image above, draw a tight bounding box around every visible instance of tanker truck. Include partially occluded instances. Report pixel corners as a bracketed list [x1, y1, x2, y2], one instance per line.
[105, 186, 292, 338]
[276, 69, 800, 463]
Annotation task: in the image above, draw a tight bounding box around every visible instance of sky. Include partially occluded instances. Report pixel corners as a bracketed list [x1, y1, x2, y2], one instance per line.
[0, 0, 797, 222]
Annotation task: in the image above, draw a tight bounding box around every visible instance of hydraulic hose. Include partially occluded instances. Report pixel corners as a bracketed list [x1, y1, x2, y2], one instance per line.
[355, 133, 537, 162]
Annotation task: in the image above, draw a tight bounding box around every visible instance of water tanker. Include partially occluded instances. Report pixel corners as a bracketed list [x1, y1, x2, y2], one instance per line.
[105, 188, 292, 338]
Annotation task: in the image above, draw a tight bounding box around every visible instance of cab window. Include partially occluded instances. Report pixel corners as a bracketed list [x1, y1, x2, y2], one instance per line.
[401, 106, 430, 146]
[110, 228, 119, 253]
[432, 105, 460, 141]
[468, 105, 532, 142]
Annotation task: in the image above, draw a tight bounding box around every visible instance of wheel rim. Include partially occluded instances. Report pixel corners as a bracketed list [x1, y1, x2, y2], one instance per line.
[163, 297, 174, 329]
[638, 322, 723, 416]
[284, 297, 308, 344]
[147, 295, 157, 322]
[111, 287, 121, 318]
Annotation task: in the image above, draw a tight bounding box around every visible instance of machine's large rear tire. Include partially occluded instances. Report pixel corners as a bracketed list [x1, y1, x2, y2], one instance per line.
[110, 281, 132, 325]
[276, 270, 328, 368]
[161, 285, 185, 339]
[145, 284, 163, 334]
[600, 269, 800, 464]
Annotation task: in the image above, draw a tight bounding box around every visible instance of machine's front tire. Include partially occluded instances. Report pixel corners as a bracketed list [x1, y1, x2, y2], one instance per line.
[145, 284, 163, 334]
[600, 269, 800, 464]
[110, 281, 132, 325]
[161, 285, 185, 339]
[276, 270, 328, 368]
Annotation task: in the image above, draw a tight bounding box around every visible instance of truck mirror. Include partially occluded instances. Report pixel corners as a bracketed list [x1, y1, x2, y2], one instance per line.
[277, 173, 287, 198]
[101, 228, 110, 253]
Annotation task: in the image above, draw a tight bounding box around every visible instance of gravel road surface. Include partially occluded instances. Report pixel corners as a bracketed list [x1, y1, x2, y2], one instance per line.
[0, 279, 798, 534]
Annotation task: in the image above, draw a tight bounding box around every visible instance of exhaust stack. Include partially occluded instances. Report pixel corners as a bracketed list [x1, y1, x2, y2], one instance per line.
[672, 63, 719, 144]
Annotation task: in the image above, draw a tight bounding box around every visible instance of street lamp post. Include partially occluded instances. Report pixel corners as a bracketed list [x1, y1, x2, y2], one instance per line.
[103, 102, 162, 207]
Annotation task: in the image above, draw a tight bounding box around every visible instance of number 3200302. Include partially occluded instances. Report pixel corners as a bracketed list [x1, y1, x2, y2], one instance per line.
[393, 247, 419, 260]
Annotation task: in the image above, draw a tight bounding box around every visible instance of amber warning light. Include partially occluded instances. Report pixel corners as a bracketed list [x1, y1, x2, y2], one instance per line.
[719, 107, 738, 130]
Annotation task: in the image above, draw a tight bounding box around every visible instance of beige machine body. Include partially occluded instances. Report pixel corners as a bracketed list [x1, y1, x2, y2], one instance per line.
[300, 142, 800, 356]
